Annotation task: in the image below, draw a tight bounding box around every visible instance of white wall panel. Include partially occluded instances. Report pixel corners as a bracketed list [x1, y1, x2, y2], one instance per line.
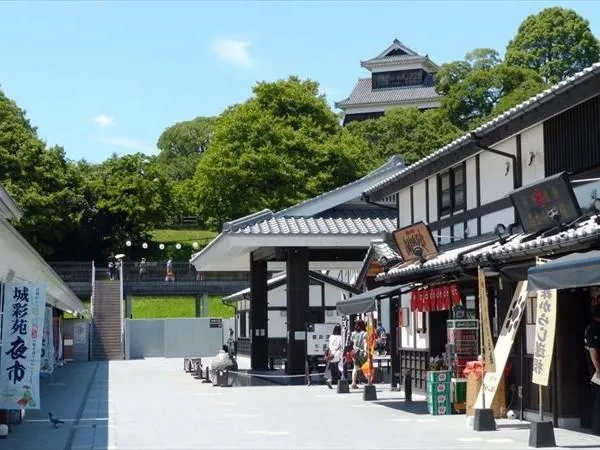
[479, 137, 516, 205]
[520, 124, 545, 185]
[480, 208, 514, 235]
[413, 181, 427, 223]
[268, 310, 287, 338]
[428, 177, 438, 221]
[398, 189, 412, 227]
[466, 157, 478, 210]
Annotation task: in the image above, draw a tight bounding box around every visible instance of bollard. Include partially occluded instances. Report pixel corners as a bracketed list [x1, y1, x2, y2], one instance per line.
[202, 366, 211, 383]
[404, 370, 412, 402]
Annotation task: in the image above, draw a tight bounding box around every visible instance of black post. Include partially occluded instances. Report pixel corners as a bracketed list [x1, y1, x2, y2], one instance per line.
[390, 295, 400, 390]
[404, 370, 412, 402]
[250, 253, 269, 370]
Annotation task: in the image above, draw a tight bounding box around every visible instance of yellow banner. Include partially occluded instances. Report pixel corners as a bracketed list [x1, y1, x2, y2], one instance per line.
[478, 267, 496, 373]
[532, 258, 557, 386]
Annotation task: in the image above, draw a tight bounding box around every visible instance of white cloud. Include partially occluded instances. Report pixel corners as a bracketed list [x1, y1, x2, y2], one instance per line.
[90, 114, 115, 129]
[212, 36, 255, 69]
[90, 114, 156, 155]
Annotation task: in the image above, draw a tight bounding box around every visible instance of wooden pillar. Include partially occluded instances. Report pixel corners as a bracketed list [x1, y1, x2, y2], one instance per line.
[390, 295, 400, 390]
[286, 247, 310, 376]
[250, 253, 269, 370]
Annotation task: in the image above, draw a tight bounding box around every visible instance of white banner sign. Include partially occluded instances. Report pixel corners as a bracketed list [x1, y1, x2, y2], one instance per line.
[0, 283, 46, 409]
[532, 259, 557, 386]
[40, 306, 55, 376]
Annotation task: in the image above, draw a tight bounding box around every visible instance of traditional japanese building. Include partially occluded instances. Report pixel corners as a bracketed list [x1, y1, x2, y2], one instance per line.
[335, 39, 442, 125]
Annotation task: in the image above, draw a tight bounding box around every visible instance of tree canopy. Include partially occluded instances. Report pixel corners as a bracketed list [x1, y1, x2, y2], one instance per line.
[191, 76, 368, 228]
[505, 7, 600, 84]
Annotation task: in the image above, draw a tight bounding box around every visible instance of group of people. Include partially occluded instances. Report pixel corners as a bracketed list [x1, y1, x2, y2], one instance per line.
[107, 253, 177, 282]
[323, 319, 387, 389]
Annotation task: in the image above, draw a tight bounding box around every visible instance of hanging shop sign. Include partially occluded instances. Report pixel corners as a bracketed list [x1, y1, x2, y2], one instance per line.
[531, 258, 557, 386]
[0, 282, 46, 410]
[509, 172, 580, 234]
[392, 221, 438, 263]
[410, 283, 462, 312]
[40, 306, 55, 376]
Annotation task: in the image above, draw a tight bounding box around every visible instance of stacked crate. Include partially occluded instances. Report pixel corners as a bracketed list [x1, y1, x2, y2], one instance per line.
[426, 370, 452, 415]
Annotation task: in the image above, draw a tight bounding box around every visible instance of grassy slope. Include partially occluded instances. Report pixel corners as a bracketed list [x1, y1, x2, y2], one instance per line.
[66, 296, 235, 319]
[150, 229, 217, 244]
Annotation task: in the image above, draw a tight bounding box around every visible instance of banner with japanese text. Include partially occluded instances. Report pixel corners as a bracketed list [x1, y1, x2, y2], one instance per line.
[40, 306, 55, 376]
[532, 258, 557, 386]
[478, 268, 496, 373]
[0, 282, 46, 409]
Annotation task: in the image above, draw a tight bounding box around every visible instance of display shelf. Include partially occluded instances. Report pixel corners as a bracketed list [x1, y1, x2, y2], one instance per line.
[446, 320, 478, 379]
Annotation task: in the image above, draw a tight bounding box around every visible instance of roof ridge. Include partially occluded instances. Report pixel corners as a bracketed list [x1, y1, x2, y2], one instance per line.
[364, 61, 600, 198]
[223, 209, 273, 232]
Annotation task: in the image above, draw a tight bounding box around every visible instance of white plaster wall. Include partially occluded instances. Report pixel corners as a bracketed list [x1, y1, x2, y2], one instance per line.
[268, 286, 286, 307]
[416, 315, 428, 349]
[324, 284, 348, 307]
[467, 219, 478, 238]
[428, 177, 438, 222]
[479, 137, 517, 205]
[437, 227, 452, 246]
[324, 309, 342, 323]
[466, 157, 477, 210]
[454, 222, 466, 242]
[480, 208, 514, 234]
[380, 297, 390, 331]
[413, 181, 427, 223]
[520, 124, 545, 185]
[309, 284, 322, 307]
[268, 310, 287, 338]
[398, 188, 412, 227]
[400, 293, 414, 348]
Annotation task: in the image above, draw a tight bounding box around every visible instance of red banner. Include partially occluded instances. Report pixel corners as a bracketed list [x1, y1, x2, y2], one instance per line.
[410, 283, 462, 312]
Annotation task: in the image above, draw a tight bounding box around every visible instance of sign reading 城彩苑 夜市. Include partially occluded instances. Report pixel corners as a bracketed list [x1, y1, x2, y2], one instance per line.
[392, 221, 438, 263]
[0, 283, 46, 409]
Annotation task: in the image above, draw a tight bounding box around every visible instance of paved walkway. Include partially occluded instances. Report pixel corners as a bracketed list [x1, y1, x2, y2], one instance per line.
[2, 358, 600, 449]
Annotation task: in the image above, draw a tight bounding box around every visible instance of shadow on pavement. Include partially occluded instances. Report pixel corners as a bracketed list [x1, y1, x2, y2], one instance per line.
[372, 399, 429, 414]
[1, 361, 110, 450]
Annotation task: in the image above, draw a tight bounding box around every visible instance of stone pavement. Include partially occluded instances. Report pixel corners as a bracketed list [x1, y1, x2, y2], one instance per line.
[2, 358, 600, 449]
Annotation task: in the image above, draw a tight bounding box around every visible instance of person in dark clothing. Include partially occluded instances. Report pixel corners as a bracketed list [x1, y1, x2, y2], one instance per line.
[584, 305, 600, 435]
[107, 252, 117, 281]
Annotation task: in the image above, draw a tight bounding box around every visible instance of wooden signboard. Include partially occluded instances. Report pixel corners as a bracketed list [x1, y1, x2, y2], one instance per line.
[392, 221, 438, 263]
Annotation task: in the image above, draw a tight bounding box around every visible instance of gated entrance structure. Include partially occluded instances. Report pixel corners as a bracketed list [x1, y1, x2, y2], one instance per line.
[190, 156, 405, 375]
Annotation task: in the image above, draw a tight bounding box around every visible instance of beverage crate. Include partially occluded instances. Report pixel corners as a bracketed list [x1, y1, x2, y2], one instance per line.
[426, 370, 451, 384]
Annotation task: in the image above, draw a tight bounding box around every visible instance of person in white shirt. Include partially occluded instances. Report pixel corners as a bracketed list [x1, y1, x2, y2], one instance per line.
[325, 325, 343, 389]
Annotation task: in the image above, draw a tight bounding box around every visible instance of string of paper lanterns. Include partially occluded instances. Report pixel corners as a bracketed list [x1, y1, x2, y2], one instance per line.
[124, 240, 200, 251]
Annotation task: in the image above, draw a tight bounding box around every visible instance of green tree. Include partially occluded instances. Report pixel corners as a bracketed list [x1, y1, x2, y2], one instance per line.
[346, 108, 463, 165]
[0, 88, 88, 259]
[192, 76, 367, 229]
[156, 116, 215, 181]
[436, 49, 547, 129]
[505, 7, 600, 84]
[83, 153, 172, 253]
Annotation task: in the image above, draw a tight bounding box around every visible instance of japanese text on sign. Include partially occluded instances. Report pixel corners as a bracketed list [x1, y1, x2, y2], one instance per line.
[532, 258, 557, 386]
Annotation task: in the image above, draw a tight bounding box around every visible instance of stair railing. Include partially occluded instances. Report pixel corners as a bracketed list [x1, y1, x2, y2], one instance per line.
[119, 258, 124, 358]
[90, 260, 96, 318]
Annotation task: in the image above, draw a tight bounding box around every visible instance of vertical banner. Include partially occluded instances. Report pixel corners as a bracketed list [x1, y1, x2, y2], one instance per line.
[532, 258, 557, 386]
[0, 283, 46, 409]
[478, 268, 496, 373]
[475, 281, 529, 409]
[40, 306, 55, 376]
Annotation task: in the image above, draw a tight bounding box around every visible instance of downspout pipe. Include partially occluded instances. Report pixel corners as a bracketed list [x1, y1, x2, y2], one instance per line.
[470, 132, 522, 189]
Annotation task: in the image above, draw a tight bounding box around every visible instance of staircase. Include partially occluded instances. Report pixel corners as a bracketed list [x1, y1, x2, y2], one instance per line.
[91, 280, 123, 360]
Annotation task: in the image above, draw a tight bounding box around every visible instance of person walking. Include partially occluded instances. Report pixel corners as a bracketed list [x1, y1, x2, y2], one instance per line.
[165, 259, 175, 282]
[107, 252, 116, 281]
[325, 325, 343, 389]
[139, 257, 147, 280]
[350, 320, 367, 389]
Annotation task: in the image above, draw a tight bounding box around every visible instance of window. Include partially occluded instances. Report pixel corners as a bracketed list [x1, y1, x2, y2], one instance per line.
[438, 164, 466, 217]
[372, 69, 426, 89]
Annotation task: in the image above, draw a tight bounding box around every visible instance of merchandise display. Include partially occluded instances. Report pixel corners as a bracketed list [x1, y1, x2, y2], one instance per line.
[426, 370, 452, 415]
[446, 319, 479, 379]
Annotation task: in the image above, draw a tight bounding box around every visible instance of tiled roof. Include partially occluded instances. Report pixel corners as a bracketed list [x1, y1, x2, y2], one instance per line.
[361, 54, 427, 65]
[364, 62, 600, 197]
[232, 208, 397, 236]
[465, 217, 600, 263]
[378, 217, 600, 282]
[335, 78, 440, 108]
[372, 240, 402, 267]
[378, 239, 497, 281]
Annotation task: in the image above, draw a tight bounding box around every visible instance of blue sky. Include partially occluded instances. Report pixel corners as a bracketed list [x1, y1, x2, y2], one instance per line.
[1, 1, 599, 163]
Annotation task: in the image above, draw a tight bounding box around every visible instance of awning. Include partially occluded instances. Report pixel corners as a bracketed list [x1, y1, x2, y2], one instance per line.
[336, 284, 409, 315]
[527, 250, 600, 291]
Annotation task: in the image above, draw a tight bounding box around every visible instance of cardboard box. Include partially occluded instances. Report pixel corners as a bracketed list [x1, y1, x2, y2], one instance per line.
[465, 373, 506, 418]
